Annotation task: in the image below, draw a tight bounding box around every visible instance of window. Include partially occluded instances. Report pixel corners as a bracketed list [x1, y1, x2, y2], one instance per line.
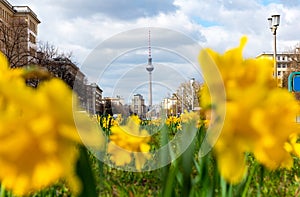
[277, 71, 281, 76]
[29, 33, 36, 44]
[29, 47, 36, 57]
[29, 20, 37, 33]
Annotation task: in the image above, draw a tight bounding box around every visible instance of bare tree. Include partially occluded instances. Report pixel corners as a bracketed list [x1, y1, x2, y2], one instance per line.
[173, 80, 202, 112]
[0, 17, 32, 68]
[36, 41, 74, 64]
[34, 41, 79, 88]
[36, 41, 59, 62]
[282, 44, 300, 100]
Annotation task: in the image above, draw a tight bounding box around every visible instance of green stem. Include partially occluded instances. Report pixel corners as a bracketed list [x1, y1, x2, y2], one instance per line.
[162, 164, 178, 197]
[220, 177, 227, 197]
[228, 184, 233, 197]
[259, 164, 264, 195]
[0, 184, 5, 197]
[181, 137, 195, 197]
[76, 146, 98, 197]
[242, 162, 258, 197]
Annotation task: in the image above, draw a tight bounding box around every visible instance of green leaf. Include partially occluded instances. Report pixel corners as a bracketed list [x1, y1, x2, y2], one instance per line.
[76, 145, 98, 197]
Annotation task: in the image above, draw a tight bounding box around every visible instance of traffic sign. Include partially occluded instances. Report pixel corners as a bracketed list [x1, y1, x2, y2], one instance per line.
[293, 75, 300, 92]
[288, 72, 300, 92]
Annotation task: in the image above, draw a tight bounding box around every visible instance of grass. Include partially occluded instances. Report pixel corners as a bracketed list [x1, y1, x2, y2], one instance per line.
[1, 120, 300, 197]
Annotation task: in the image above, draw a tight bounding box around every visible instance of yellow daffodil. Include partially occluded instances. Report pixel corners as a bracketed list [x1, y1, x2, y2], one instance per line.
[100, 114, 112, 129]
[149, 118, 162, 127]
[114, 114, 123, 126]
[107, 115, 151, 171]
[166, 116, 180, 126]
[285, 133, 300, 158]
[99, 114, 121, 131]
[180, 110, 201, 128]
[199, 37, 300, 184]
[166, 116, 181, 127]
[0, 52, 103, 195]
[165, 115, 182, 134]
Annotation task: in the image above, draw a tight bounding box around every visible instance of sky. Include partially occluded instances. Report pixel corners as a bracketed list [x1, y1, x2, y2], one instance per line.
[9, 0, 300, 105]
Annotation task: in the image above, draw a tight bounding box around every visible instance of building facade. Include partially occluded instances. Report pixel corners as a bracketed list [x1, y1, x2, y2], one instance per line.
[86, 83, 103, 114]
[131, 94, 146, 118]
[101, 96, 128, 116]
[257, 52, 292, 86]
[104, 96, 125, 106]
[0, 0, 40, 67]
[162, 97, 178, 116]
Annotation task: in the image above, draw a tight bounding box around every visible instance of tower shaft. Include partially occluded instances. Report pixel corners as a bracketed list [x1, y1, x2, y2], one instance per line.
[149, 72, 152, 107]
[146, 29, 154, 108]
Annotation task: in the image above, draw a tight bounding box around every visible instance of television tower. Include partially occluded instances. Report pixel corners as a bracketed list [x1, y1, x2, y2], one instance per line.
[146, 29, 154, 107]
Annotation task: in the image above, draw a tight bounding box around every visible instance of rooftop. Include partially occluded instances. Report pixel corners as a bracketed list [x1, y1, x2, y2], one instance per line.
[13, 6, 40, 23]
[1, 0, 12, 8]
[0, 1, 40, 23]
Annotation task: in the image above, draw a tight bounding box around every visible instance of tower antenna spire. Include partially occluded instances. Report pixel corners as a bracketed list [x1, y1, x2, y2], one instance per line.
[146, 28, 154, 108]
[148, 29, 152, 65]
[149, 29, 151, 57]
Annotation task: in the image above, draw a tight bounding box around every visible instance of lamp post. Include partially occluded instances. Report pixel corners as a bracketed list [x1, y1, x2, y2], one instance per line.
[268, 14, 280, 80]
[166, 97, 169, 117]
[190, 78, 195, 111]
[181, 87, 184, 113]
[172, 93, 178, 115]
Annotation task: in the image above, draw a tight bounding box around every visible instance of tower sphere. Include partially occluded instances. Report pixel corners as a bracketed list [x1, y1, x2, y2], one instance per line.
[146, 63, 154, 72]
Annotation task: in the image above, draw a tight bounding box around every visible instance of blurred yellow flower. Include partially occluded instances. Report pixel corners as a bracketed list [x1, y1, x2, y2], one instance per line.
[107, 115, 151, 171]
[284, 133, 300, 158]
[149, 118, 162, 127]
[166, 116, 179, 126]
[165, 115, 182, 133]
[180, 110, 201, 128]
[180, 110, 198, 123]
[100, 114, 112, 129]
[99, 114, 122, 130]
[114, 114, 123, 126]
[0, 52, 103, 195]
[199, 37, 300, 184]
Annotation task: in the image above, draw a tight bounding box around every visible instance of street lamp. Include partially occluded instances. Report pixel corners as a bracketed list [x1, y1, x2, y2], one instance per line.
[172, 93, 178, 115]
[190, 78, 195, 111]
[181, 87, 184, 113]
[268, 14, 280, 80]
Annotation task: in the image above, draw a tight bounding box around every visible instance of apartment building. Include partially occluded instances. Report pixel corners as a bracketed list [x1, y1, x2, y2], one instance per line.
[256, 52, 292, 86]
[131, 94, 146, 118]
[86, 83, 103, 114]
[104, 96, 125, 106]
[0, 0, 40, 67]
[162, 96, 179, 116]
[257, 52, 290, 77]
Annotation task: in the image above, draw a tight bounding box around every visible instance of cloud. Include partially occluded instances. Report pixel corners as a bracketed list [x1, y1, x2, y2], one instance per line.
[79, 27, 202, 79]
[98, 61, 202, 105]
[280, 0, 300, 7]
[9, 0, 300, 58]
[7, 0, 300, 105]
[74, 27, 203, 105]
[173, 0, 300, 57]
[10, 0, 178, 20]
[59, 0, 178, 20]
